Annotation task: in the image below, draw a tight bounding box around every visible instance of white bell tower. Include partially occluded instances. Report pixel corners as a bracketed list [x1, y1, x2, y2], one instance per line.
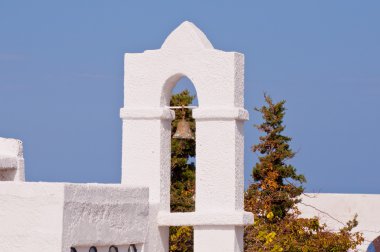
[121, 21, 253, 252]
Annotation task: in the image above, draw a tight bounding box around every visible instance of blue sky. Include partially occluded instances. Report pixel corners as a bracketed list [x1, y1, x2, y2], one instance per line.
[0, 1, 379, 193]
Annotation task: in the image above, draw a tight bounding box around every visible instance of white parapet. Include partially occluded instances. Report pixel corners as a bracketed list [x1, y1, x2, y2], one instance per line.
[0, 137, 25, 181]
[0, 182, 149, 252]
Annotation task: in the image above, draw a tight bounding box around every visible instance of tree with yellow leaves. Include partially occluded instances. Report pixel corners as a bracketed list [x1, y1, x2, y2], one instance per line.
[244, 94, 364, 252]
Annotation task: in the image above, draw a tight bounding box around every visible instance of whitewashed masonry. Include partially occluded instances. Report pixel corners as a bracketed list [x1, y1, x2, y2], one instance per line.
[120, 21, 253, 252]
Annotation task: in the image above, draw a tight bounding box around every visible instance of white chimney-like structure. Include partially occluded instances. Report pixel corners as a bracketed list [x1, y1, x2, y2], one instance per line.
[121, 21, 253, 252]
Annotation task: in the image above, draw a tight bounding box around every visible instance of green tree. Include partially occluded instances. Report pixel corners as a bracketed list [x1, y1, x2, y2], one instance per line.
[169, 90, 196, 252]
[244, 94, 364, 252]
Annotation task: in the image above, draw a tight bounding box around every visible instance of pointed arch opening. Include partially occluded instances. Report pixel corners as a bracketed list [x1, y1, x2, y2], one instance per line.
[161, 74, 199, 107]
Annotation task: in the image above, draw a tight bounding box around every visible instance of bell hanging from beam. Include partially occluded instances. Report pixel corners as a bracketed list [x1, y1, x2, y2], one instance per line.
[173, 106, 194, 140]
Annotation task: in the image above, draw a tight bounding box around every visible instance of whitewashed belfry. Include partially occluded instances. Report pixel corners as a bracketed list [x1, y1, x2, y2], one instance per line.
[2, 20, 380, 252]
[121, 21, 254, 252]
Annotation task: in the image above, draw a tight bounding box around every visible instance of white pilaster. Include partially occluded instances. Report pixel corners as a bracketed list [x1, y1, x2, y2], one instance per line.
[121, 108, 174, 252]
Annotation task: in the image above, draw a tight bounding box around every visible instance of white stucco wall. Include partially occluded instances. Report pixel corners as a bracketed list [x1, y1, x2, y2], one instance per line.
[0, 182, 64, 251]
[62, 183, 149, 251]
[0, 182, 149, 252]
[300, 193, 380, 251]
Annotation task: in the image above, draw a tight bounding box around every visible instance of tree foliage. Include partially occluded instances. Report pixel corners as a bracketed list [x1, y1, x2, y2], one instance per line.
[169, 90, 196, 252]
[244, 94, 364, 252]
[168, 92, 363, 252]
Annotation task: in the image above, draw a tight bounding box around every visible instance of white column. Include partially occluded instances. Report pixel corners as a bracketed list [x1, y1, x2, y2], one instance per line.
[121, 108, 174, 252]
[194, 226, 244, 252]
[192, 108, 250, 252]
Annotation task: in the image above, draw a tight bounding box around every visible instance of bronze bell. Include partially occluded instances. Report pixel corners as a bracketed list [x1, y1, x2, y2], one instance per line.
[173, 107, 194, 140]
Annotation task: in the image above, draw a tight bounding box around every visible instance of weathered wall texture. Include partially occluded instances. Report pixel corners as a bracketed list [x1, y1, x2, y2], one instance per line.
[0, 182, 149, 252]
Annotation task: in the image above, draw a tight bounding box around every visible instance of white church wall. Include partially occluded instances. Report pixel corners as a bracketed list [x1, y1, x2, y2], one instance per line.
[0, 182, 149, 252]
[62, 183, 149, 251]
[300, 193, 380, 251]
[0, 182, 65, 251]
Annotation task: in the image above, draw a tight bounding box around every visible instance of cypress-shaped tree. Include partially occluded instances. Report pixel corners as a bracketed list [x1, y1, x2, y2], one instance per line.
[247, 94, 305, 219]
[244, 94, 363, 252]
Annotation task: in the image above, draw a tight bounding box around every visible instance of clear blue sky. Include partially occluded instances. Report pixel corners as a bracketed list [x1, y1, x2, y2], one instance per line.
[0, 1, 379, 193]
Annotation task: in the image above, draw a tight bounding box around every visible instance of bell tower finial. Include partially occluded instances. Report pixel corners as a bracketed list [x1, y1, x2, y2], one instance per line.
[161, 21, 214, 50]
